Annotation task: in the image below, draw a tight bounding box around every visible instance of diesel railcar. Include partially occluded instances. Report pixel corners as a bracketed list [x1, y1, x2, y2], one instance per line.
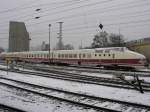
[0, 47, 148, 68]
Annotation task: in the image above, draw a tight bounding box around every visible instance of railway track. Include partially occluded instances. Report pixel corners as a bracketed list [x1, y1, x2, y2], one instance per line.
[0, 77, 150, 112]
[0, 103, 26, 112]
[0, 67, 150, 92]
[18, 63, 150, 77]
[1, 61, 150, 77]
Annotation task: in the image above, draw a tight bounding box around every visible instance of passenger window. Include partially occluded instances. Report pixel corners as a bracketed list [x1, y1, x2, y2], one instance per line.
[108, 54, 111, 56]
[79, 54, 81, 58]
[87, 54, 91, 58]
[112, 54, 115, 58]
[65, 54, 68, 58]
[99, 54, 101, 56]
[62, 54, 64, 58]
[74, 54, 77, 58]
[104, 54, 105, 56]
[83, 54, 86, 58]
[69, 54, 71, 58]
[58, 54, 60, 58]
[95, 54, 97, 56]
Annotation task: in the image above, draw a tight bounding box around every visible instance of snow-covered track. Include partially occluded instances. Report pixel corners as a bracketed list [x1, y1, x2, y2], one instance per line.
[0, 103, 26, 112]
[21, 63, 150, 77]
[0, 67, 150, 92]
[0, 78, 119, 112]
[0, 77, 150, 112]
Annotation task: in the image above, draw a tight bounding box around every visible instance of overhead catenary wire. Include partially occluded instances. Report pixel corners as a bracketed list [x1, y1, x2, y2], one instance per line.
[0, 0, 87, 26]
[0, 0, 150, 48]
[0, 0, 149, 29]
[0, 0, 111, 26]
[0, 0, 79, 14]
[0, 0, 149, 32]
[1, 17, 150, 38]
[0, 0, 145, 25]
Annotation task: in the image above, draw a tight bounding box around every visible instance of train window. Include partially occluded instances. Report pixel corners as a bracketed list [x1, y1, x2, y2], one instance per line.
[58, 54, 60, 58]
[44, 54, 46, 58]
[87, 54, 91, 58]
[99, 54, 101, 56]
[83, 54, 86, 58]
[69, 54, 72, 58]
[105, 50, 110, 53]
[79, 54, 81, 58]
[65, 54, 68, 58]
[95, 49, 103, 53]
[62, 54, 64, 58]
[108, 54, 111, 56]
[74, 54, 77, 58]
[104, 54, 106, 56]
[95, 54, 97, 56]
[112, 54, 115, 58]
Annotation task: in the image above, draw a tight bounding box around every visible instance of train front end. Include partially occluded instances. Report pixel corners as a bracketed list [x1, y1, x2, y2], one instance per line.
[127, 49, 148, 67]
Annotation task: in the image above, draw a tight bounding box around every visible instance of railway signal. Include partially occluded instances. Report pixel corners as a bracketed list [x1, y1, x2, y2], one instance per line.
[99, 24, 103, 30]
[35, 8, 41, 11]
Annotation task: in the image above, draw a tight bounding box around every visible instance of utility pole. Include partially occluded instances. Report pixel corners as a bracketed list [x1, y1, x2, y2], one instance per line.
[119, 27, 121, 46]
[57, 22, 63, 50]
[49, 24, 51, 63]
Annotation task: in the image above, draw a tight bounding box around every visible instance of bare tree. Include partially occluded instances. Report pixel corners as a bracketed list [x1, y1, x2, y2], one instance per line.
[91, 31, 109, 48]
[109, 33, 125, 47]
[64, 44, 74, 50]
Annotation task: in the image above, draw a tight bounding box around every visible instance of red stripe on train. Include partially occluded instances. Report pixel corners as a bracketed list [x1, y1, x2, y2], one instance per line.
[21, 58, 142, 65]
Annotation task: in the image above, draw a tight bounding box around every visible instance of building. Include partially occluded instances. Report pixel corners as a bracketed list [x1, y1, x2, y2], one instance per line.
[9, 21, 30, 52]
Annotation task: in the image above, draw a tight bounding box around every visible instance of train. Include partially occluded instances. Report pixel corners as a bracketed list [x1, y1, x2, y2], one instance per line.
[0, 47, 148, 69]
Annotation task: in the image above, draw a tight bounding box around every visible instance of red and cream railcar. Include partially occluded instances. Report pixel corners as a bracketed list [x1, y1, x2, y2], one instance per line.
[0, 47, 148, 67]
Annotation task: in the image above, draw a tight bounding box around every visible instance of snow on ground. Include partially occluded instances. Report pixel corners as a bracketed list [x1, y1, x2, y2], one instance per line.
[81, 72, 113, 78]
[82, 72, 150, 83]
[0, 85, 95, 112]
[0, 69, 150, 107]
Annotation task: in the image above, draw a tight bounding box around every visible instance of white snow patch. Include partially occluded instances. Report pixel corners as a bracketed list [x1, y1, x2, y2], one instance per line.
[0, 70, 150, 107]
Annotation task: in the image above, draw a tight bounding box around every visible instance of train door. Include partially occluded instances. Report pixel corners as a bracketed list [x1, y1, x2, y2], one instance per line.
[112, 54, 115, 64]
[78, 54, 81, 65]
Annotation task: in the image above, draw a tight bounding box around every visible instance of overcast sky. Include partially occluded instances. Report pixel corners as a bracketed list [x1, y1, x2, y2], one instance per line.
[0, 0, 150, 49]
